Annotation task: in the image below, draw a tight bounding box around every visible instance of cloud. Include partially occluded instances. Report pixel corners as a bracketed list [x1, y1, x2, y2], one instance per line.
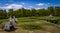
[24, 6, 33, 9]
[6, 4, 23, 9]
[0, 4, 23, 10]
[35, 8, 44, 10]
[35, 8, 41, 9]
[36, 3, 45, 6]
[36, 3, 50, 6]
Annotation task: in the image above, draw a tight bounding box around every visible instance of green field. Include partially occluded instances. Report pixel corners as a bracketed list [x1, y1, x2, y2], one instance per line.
[0, 16, 60, 33]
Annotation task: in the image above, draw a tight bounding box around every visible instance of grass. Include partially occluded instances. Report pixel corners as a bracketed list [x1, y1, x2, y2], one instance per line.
[19, 20, 45, 30]
[0, 16, 60, 33]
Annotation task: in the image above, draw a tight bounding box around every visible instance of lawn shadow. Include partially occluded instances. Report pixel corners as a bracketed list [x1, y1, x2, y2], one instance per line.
[4, 27, 17, 32]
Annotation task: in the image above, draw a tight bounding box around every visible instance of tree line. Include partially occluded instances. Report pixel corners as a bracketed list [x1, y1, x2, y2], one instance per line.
[0, 6, 60, 19]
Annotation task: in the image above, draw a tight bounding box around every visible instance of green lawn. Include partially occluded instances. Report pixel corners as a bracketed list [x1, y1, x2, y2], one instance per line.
[0, 16, 60, 33]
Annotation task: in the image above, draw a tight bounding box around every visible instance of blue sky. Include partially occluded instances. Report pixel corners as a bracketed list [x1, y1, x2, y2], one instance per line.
[0, 0, 60, 10]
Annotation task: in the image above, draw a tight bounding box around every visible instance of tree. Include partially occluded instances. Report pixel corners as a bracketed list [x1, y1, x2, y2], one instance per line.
[30, 8, 37, 16]
[0, 9, 7, 19]
[48, 6, 54, 16]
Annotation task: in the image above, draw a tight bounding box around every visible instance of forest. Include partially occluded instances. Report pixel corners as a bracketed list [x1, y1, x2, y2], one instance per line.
[0, 6, 60, 19]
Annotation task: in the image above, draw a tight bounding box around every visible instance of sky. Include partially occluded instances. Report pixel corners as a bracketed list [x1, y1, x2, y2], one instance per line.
[0, 0, 60, 10]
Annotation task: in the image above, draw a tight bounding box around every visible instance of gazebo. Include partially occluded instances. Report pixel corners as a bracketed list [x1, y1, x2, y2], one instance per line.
[48, 14, 54, 18]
